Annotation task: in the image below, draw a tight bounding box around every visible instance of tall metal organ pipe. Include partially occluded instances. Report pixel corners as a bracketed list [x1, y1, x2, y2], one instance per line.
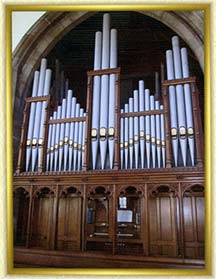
[145, 89, 151, 168]
[124, 103, 129, 169]
[37, 69, 52, 170]
[63, 90, 73, 171]
[155, 100, 161, 168]
[31, 58, 47, 171]
[133, 90, 139, 169]
[99, 13, 110, 170]
[181, 47, 195, 165]
[91, 31, 102, 170]
[166, 50, 178, 167]
[108, 28, 118, 169]
[138, 80, 145, 169]
[77, 108, 84, 171]
[58, 98, 67, 171]
[26, 71, 39, 171]
[73, 103, 81, 171]
[150, 95, 156, 168]
[172, 36, 187, 166]
[160, 104, 166, 167]
[68, 98, 77, 171]
[129, 98, 134, 169]
[120, 109, 124, 169]
[54, 105, 62, 171]
[49, 111, 57, 171]
[82, 113, 86, 169]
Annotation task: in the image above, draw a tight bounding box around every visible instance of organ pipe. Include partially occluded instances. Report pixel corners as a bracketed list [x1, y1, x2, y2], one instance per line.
[120, 109, 124, 169]
[124, 104, 129, 169]
[133, 90, 139, 169]
[73, 103, 81, 171]
[91, 31, 102, 170]
[68, 98, 77, 171]
[166, 50, 178, 167]
[172, 36, 187, 166]
[150, 95, 156, 168]
[26, 71, 39, 171]
[49, 111, 57, 171]
[145, 89, 151, 168]
[138, 80, 145, 169]
[155, 101, 161, 168]
[108, 28, 118, 169]
[82, 113, 86, 169]
[99, 13, 110, 170]
[54, 105, 62, 171]
[63, 90, 73, 171]
[37, 69, 52, 170]
[181, 47, 195, 165]
[129, 98, 134, 169]
[58, 98, 67, 171]
[77, 108, 84, 171]
[160, 105, 166, 167]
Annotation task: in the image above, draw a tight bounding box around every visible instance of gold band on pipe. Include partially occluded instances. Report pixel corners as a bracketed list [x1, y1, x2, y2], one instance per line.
[108, 127, 115, 137]
[140, 131, 145, 139]
[151, 137, 156, 144]
[129, 139, 133, 146]
[38, 138, 43, 146]
[59, 140, 64, 147]
[156, 139, 161, 146]
[120, 143, 124, 149]
[171, 128, 177, 138]
[73, 142, 78, 149]
[179, 126, 186, 138]
[161, 140, 165, 147]
[100, 127, 106, 140]
[50, 146, 54, 152]
[69, 140, 73, 147]
[26, 139, 31, 146]
[54, 144, 58, 150]
[32, 138, 37, 146]
[91, 128, 97, 140]
[134, 135, 139, 142]
[64, 136, 69, 144]
[82, 146, 85, 151]
[124, 141, 128, 148]
[146, 134, 150, 142]
[78, 144, 82, 150]
[188, 127, 194, 137]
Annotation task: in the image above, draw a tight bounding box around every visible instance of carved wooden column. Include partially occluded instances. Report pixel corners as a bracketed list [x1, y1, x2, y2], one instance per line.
[16, 102, 30, 174]
[162, 84, 172, 168]
[26, 186, 33, 248]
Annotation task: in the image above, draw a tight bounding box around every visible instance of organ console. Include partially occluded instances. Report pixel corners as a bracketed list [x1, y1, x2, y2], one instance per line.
[13, 13, 204, 268]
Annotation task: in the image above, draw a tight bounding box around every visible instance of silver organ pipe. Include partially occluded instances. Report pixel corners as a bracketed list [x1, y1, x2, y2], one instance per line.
[129, 97, 134, 169]
[120, 109, 124, 169]
[82, 113, 86, 169]
[166, 50, 178, 166]
[181, 47, 195, 165]
[133, 90, 139, 169]
[138, 80, 145, 169]
[99, 13, 110, 170]
[46, 116, 53, 171]
[155, 100, 161, 168]
[108, 28, 118, 169]
[77, 108, 84, 171]
[172, 36, 187, 166]
[160, 105, 166, 168]
[68, 97, 77, 171]
[150, 95, 156, 168]
[63, 90, 73, 171]
[124, 104, 129, 169]
[26, 71, 39, 171]
[31, 58, 47, 171]
[145, 89, 151, 168]
[37, 69, 52, 170]
[58, 98, 67, 171]
[49, 111, 57, 171]
[73, 103, 81, 171]
[54, 105, 62, 171]
[91, 31, 102, 170]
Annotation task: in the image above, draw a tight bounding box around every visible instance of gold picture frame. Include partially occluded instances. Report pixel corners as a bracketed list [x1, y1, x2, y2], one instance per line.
[6, 3, 211, 276]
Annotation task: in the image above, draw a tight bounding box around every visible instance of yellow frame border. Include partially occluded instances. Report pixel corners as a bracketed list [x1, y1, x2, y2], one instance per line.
[6, 3, 211, 276]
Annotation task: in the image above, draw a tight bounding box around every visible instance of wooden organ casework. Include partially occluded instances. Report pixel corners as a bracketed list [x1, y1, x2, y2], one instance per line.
[13, 13, 205, 268]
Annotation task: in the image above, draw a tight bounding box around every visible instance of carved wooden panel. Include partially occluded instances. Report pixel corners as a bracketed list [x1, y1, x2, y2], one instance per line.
[183, 184, 204, 259]
[57, 196, 82, 251]
[148, 185, 179, 257]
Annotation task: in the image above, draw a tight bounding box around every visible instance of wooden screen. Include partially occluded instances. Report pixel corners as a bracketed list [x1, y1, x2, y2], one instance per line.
[183, 185, 204, 259]
[148, 186, 178, 257]
[57, 196, 82, 251]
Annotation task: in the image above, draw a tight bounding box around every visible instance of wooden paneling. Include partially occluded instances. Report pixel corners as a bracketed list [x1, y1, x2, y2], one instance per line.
[57, 197, 82, 251]
[149, 193, 178, 257]
[183, 192, 204, 259]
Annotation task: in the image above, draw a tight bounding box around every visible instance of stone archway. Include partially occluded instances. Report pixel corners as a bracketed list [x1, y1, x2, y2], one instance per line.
[12, 10, 204, 169]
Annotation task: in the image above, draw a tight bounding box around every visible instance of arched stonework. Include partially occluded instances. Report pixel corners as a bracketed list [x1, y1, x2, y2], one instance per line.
[12, 11, 204, 170]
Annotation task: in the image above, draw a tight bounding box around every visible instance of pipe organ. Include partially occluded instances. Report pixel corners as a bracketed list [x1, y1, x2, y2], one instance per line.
[14, 13, 204, 268]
